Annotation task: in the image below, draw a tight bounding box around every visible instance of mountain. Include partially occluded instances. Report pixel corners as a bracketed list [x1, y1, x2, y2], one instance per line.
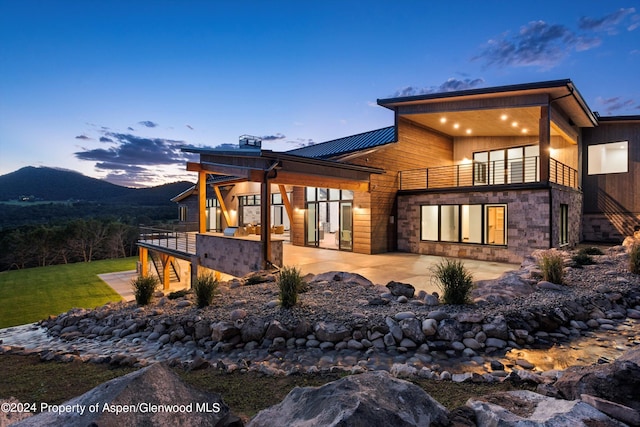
[0, 166, 193, 205]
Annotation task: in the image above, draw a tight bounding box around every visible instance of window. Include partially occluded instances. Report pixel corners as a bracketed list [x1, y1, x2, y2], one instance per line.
[588, 141, 628, 174]
[178, 205, 188, 222]
[559, 204, 568, 245]
[440, 205, 459, 242]
[473, 145, 539, 185]
[485, 205, 506, 245]
[421, 205, 439, 241]
[461, 205, 482, 243]
[420, 204, 507, 245]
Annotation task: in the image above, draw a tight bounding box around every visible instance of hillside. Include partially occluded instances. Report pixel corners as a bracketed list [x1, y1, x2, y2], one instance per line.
[0, 167, 193, 205]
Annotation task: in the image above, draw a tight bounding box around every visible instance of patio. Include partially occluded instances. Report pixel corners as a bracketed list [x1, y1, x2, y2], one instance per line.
[101, 244, 519, 301]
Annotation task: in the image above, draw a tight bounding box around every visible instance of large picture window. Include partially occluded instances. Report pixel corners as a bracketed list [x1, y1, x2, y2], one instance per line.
[588, 141, 628, 175]
[420, 204, 507, 246]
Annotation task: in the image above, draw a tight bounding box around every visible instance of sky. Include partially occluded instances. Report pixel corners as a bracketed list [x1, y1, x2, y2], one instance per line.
[1, 1, 639, 188]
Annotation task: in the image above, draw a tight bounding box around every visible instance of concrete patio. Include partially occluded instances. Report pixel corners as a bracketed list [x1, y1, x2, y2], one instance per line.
[100, 243, 520, 301]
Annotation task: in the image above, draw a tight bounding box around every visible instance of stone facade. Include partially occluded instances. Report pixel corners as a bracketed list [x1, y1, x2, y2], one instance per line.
[396, 186, 582, 264]
[582, 213, 640, 243]
[197, 234, 283, 277]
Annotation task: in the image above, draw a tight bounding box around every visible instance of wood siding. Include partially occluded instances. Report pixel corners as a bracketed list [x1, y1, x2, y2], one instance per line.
[581, 121, 640, 240]
[346, 118, 453, 253]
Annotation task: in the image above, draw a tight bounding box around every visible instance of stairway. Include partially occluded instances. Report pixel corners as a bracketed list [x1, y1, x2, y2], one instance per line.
[149, 251, 181, 283]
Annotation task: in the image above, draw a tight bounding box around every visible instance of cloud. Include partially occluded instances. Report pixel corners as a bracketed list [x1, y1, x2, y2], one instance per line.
[99, 136, 113, 143]
[474, 21, 597, 69]
[594, 96, 638, 115]
[392, 77, 485, 97]
[138, 120, 159, 128]
[261, 133, 286, 141]
[287, 138, 316, 148]
[75, 134, 92, 140]
[474, 9, 638, 69]
[578, 8, 636, 33]
[75, 133, 192, 166]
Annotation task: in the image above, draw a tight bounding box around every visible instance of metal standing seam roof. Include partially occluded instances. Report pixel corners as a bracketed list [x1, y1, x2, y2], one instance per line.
[286, 126, 396, 159]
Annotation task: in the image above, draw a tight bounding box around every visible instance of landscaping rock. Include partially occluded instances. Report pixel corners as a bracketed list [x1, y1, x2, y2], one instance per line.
[385, 281, 415, 298]
[247, 371, 448, 427]
[12, 363, 241, 427]
[467, 390, 624, 427]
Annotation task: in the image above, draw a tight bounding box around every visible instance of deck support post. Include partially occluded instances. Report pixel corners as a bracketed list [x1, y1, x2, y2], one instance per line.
[139, 247, 148, 277]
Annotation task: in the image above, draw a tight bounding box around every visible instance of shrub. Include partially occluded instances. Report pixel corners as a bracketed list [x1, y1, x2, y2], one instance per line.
[630, 244, 640, 274]
[572, 252, 594, 267]
[131, 275, 159, 306]
[579, 246, 604, 256]
[430, 258, 474, 305]
[193, 273, 219, 308]
[539, 250, 564, 284]
[278, 266, 304, 308]
[167, 289, 190, 300]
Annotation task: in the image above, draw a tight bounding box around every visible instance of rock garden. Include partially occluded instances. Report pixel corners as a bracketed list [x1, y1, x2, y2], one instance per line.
[2, 233, 640, 425]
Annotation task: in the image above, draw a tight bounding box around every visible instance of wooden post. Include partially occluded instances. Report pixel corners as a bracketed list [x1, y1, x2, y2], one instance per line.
[539, 105, 551, 183]
[139, 247, 148, 277]
[261, 173, 271, 269]
[198, 170, 207, 233]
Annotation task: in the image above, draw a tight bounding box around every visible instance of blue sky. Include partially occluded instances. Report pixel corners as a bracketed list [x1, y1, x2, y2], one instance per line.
[1, 1, 638, 187]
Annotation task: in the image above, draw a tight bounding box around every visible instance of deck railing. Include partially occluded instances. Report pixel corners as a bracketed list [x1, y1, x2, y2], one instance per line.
[399, 156, 578, 190]
[138, 226, 196, 255]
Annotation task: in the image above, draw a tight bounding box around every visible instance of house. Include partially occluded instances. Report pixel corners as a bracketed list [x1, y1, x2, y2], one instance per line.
[138, 79, 639, 288]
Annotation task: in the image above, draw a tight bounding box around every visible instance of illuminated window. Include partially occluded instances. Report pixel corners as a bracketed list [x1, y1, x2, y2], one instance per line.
[420, 204, 507, 245]
[588, 141, 628, 175]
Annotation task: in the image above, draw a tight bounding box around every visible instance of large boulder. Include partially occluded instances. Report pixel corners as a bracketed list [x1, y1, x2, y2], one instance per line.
[13, 363, 242, 427]
[247, 371, 449, 427]
[386, 281, 415, 298]
[312, 271, 374, 288]
[472, 271, 535, 303]
[552, 346, 640, 411]
[467, 390, 625, 427]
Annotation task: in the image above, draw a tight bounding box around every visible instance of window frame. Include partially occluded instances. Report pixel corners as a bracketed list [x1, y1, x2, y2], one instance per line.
[420, 203, 507, 246]
[587, 141, 629, 175]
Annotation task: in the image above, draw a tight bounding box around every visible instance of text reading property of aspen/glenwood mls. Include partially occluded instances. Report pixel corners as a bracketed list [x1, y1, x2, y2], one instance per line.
[1, 401, 222, 416]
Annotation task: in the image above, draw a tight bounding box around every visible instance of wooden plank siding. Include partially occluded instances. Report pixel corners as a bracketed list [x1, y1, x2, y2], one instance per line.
[347, 118, 454, 253]
[582, 121, 640, 215]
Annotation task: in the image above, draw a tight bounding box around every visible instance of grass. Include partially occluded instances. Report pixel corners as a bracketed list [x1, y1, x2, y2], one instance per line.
[0, 258, 134, 328]
[0, 354, 534, 423]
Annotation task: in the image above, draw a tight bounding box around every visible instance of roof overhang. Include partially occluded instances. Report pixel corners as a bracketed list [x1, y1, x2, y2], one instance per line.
[377, 79, 598, 139]
[182, 147, 384, 192]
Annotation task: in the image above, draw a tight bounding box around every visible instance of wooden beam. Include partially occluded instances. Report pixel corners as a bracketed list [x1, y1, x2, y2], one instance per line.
[188, 161, 251, 178]
[139, 247, 148, 277]
[213, 185, 232, 227]
[198, 170, 207, 234]
[278, 184, 293, 225]
[260, 171, 371, 192]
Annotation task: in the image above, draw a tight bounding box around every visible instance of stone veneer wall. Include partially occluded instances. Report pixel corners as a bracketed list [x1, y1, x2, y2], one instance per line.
[396, 188, 565, 264]
[197, 234, 283, 277]
[550, 185, 583, 248]
[582, 213, 640, 243]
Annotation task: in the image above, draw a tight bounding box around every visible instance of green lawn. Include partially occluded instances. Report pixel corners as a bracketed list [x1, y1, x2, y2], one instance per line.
[0, 258, 135, 328]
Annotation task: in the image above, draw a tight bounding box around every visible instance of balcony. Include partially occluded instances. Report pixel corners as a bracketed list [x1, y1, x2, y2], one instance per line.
[138, 226, 197, 257]
[399, 156, 578, 191]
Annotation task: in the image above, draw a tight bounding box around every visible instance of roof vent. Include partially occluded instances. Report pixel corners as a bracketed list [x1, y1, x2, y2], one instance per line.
[239, 135, 262, 149]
